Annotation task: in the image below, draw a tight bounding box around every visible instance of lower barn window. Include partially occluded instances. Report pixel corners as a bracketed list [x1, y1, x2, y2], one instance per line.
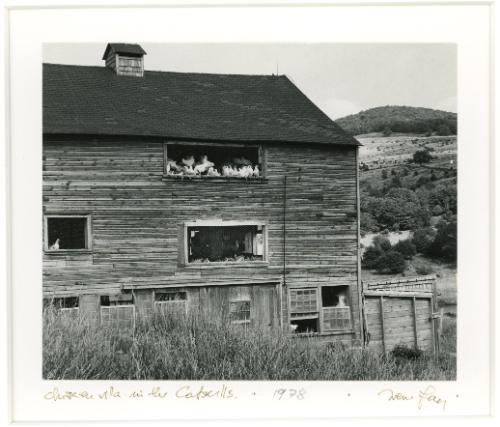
[289, 286, 353, 334]
[45, 215, 90, 250]
[289, 288, 319, 333]
[187, 224, 265, 264]
[100, 292, 135, 329]
[229, 300, 251, 324]
[321, 286, 352, 332]
[43, 296, 79, 319]
[155, 290, 187, 318]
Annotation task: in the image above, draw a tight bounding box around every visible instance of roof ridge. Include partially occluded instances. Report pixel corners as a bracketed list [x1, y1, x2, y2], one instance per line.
[42, 62, 288, 79]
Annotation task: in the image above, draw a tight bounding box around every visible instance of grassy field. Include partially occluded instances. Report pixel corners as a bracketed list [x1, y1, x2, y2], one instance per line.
[43, 307, 456, 381]
[358, 133, 457, 173]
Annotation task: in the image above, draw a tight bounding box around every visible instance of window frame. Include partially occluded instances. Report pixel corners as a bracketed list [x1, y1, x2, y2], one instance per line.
[100, 293, 136, 329]
[43, 214, 92, 253]
[288, 286, 354, 335]
[154, 289, 188, 317]
[228, 299, 251, 325]
[163, 141, 266, 179]
[181, 220, 269, 267]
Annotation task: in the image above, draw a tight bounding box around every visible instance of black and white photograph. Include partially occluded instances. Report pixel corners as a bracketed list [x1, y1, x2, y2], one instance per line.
[41, 42, 457, 381]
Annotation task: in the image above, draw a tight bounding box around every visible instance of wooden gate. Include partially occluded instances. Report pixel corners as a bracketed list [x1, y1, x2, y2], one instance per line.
[362, 276, 441, 354]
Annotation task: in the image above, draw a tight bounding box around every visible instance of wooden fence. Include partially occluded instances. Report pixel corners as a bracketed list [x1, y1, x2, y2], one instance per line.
[362, 275, 441, 354]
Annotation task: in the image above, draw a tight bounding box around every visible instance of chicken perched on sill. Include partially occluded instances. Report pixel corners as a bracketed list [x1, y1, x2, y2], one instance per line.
[49, 238, 60, 250]
[165, 153, 260, 178]
[194, 155, 215, 174]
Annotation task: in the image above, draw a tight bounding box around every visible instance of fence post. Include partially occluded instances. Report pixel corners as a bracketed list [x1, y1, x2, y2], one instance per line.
[412, 296, 419, 349]
[379, 296, 386, 354]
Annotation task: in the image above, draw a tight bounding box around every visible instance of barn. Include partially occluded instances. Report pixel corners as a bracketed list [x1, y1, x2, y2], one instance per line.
[43, 43, 365, 345]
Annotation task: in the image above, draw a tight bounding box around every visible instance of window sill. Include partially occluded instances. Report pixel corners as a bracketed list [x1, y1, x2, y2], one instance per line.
[183, 261, 269, 269]
[44, 249, 92, 255]
[162, 175, 268, 183]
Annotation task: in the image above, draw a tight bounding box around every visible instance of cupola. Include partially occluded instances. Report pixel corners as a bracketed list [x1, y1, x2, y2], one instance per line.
[102, 43, 147, 77]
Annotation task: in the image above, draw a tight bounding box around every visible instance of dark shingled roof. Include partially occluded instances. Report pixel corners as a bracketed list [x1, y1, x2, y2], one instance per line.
[43, 63, 359, 146]
[102, 43, 147, 59]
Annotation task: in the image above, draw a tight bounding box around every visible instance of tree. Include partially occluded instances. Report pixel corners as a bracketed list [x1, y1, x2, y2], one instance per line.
[427, 219, 457, 261]
[383, 126, 392, 136]
[390, 175, 402, 188]
[375, 251, 406, 274]
[393, 239, 417, 259]
[436, 124, 451, 136]
[412, 150, 433, 164]
[413, 227, 437, 254]
[362, 246, 383, 269]
[372, 235, 392, 252]
[432, 204, 444, 216]
[360, 212, 379, 233]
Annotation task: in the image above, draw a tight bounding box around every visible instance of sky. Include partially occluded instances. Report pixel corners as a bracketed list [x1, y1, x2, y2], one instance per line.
[44, 43, 456, 120]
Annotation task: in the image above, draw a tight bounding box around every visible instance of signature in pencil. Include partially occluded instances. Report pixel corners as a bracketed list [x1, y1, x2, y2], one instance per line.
[378, 385, 447, 411]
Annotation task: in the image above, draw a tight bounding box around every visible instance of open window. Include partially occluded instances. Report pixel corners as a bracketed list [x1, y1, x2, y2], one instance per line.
[164, 142, 263, 178]
[185, 222, 266, 264]
[100, 292, 135, 329]
[289, 286, 353, 334]
[321, 286, 352, 332]
[44, 215, 91, 251]
[229, 300, 251, 325]
[154, 290, 187, 318]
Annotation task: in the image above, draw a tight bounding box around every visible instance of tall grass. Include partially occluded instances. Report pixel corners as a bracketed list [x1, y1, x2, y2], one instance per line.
[43, 307, 456, 380]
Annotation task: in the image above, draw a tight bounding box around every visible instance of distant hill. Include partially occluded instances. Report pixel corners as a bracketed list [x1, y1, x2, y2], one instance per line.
[335, 106, 457, 136]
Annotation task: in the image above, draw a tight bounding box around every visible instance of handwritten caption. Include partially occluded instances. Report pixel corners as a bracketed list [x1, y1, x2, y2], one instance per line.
[377, 385, 447, 411]
[43, 386, 307, 403]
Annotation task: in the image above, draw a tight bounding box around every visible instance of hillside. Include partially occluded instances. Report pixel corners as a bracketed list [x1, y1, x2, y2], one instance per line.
[335, 106, 457, 136]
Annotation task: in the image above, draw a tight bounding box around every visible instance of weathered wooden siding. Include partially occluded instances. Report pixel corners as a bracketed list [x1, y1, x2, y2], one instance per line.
[43, 136, 360, 338]
[364, 295, 434, 352]
[362, 276, 439, 353]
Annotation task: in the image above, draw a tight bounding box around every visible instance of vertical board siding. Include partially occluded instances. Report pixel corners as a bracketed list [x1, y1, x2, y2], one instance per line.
[43, 137, 360, 338]
[365, 295, 434, 352]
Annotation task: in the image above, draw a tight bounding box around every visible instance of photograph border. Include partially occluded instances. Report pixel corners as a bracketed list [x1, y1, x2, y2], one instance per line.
[2, 0, 496, 424]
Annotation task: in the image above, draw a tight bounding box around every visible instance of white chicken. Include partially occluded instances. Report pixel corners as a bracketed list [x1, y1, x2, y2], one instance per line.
[253, 165, 260, 177]
[238, 165, 253, 178]
[222, 165, 238, 177]
[194, 155, 215, 175]
[166, 158, 181, 174]
[183, 165, 196, 176]
[207, 167, 220, 177]
[49, 238, 60, 250]
[337, 295, 347, 307]
[181, 155, 195, 167]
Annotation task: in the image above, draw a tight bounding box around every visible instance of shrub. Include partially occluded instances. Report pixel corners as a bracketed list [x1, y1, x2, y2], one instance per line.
[391, 345, 423, 360]
[383, 126, 392, 136]
[372, 235, 392, 252]
[375, 250, 406, 274]
[412, 150, 433, 164]
[362, 246, 383, 269]
[393, 239, 417, 259]
[360, 212, 379, 233]
[432, 204, 444, 216]
[415, 262, 434, 275]
[427, 219, 457, 261]
[413, 227, 437, 253]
